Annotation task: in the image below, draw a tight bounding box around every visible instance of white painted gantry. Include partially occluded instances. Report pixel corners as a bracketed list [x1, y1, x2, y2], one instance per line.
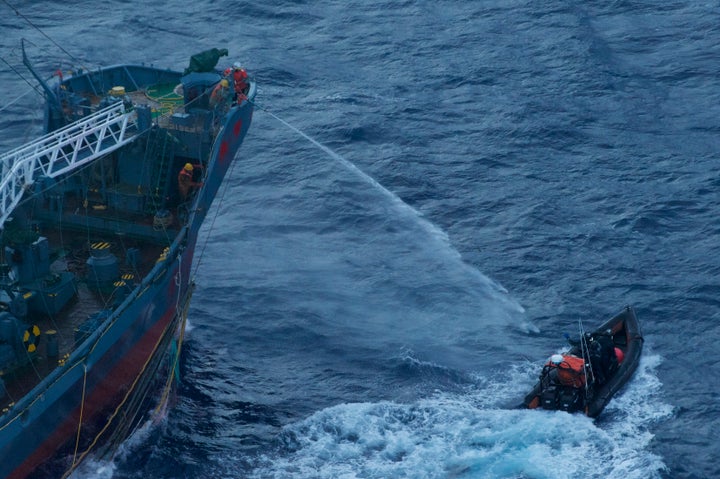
[0, 101, 137, 228]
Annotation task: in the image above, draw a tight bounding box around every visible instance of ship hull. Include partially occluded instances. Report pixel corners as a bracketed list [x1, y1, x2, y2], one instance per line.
[0, 60, 254, 478]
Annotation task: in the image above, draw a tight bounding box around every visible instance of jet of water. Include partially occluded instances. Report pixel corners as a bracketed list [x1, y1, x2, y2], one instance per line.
[254, 102, 530, 329]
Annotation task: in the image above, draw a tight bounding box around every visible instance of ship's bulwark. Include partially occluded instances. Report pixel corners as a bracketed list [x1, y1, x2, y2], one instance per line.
[0, 59, 254, 478]
[12, 265, 185, 479]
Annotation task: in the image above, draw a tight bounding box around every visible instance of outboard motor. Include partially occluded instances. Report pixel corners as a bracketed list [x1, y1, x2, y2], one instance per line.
[557, 387, 583, 412]
[539, 354, 587, 413]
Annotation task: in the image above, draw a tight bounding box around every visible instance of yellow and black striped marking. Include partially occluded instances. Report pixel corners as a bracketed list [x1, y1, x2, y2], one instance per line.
[23, 325, 41, 353]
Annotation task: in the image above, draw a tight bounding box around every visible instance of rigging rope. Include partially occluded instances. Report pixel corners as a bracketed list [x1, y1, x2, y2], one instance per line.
[70, 363, 88, 468]
[1, 0, 81, 63]
[0, 54, 43, 100]
[0, 83, 36, 113]
[190, 129, 241, 280]
[60, 296, 183, 479]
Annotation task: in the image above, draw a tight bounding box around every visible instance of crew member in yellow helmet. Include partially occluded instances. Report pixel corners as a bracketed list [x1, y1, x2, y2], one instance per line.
[210, 78, 230, 108]
[177, 163, 203, 201]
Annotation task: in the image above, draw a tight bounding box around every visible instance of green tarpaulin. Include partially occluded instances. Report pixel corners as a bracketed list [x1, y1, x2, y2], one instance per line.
[183, 48, 228, 75]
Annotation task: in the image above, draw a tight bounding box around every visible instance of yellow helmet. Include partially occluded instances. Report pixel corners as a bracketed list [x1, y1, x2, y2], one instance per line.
[183, 163, 193, 172]
[220, 79, 229, 87]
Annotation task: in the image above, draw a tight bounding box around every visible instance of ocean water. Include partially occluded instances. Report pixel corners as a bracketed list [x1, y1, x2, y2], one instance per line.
[1, 1, 718, 478]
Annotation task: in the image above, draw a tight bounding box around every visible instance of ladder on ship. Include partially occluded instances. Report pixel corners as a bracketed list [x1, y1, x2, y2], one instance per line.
[145, 127, 177, 213]
[0, 101, 138, 228]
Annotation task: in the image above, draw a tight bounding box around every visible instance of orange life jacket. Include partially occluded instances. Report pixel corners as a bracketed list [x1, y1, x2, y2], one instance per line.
[546, 355, 586, 388]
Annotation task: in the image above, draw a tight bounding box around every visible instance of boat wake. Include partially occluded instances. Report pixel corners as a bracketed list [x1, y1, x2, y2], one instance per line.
[244, 352, 670, 479]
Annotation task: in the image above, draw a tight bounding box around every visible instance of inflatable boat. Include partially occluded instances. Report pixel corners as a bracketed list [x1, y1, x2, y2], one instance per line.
[521, 305, 643, 418]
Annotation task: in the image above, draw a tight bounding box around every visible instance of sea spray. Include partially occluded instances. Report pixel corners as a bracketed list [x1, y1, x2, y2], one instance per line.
[257, 105, 532, 331]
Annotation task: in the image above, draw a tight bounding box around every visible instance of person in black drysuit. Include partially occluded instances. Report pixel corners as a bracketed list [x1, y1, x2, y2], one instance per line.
[566, 329, 618, 385]
[587, 330, 618, 385]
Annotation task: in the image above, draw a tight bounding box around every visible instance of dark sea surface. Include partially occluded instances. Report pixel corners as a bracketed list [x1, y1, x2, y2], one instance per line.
[2, 1, 718, 478]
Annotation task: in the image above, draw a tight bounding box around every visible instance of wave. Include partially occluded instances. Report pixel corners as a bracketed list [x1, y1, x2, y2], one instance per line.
[246, 353, 670, 479]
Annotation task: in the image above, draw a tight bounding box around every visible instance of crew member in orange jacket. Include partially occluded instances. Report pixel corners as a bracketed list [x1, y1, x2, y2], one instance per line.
[209, 79, 230, 108]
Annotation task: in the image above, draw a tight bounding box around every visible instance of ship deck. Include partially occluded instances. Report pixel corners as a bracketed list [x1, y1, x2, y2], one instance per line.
[0, 70, 217, 415]
[1, 195, 173, 414]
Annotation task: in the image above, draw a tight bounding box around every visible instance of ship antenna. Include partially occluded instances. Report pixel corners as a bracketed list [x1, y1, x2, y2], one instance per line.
[578, 319, 595, 394]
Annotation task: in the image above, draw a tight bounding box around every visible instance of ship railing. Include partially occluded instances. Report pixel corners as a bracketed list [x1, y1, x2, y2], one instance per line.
[0, 101, 138, 228]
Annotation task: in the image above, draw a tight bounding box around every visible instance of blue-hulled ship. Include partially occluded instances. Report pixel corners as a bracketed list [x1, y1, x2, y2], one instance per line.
[0, 45, 254, 478]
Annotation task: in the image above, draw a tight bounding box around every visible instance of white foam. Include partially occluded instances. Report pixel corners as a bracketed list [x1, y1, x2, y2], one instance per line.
[66, 458, 116, 479]
[67, 399, 169, 479]
[249, 352, 669, 479]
